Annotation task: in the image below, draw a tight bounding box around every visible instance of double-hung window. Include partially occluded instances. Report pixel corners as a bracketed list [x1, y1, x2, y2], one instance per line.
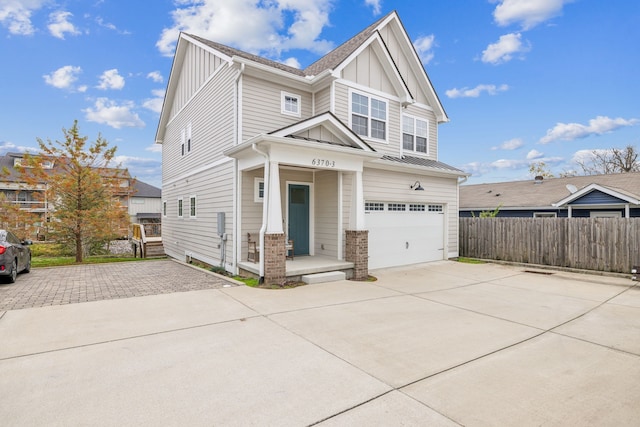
[351, 91, 387, 140]
[281, 92, 301, 117]
[403, 115, 428, 154]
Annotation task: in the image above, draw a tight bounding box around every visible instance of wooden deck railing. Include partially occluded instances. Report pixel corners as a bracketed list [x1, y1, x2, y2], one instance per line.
[131, 223, 163, 258]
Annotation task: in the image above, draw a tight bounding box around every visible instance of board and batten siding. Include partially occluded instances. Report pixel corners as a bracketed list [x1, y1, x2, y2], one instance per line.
[241, 76, 312, 141]
[162, 161, 234, 267]
[170, 43, 228, 119]
[377, 25, 431, 106]
[163, 63, 236, 182]
[341, 45, 396, 95]
[362, 167, 459, 257]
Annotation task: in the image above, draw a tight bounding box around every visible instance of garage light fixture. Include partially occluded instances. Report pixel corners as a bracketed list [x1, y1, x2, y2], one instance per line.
[411, 181, 424, 191]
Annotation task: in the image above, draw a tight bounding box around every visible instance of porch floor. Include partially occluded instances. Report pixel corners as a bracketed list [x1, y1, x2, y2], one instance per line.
[238, 255, 354, 278]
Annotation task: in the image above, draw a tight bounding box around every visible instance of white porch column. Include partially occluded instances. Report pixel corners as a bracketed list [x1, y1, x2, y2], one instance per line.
[568, 206, 573, 218]
[266, 160, 283, 233]
[625, 204, 630, 218]
[349, 170, 365, 230]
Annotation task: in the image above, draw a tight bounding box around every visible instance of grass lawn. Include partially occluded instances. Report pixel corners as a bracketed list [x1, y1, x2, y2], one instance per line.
[31, 255, 152, 268]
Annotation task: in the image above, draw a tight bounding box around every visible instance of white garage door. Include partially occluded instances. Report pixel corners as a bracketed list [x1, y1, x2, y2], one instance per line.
[366, 202, 445, 269]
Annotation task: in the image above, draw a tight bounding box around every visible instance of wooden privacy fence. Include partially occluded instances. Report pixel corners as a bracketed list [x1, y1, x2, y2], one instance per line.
[459, 217, 640, 273]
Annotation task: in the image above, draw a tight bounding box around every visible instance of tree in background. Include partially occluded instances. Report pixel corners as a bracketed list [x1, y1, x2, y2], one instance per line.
[528, 161, 554, 179]
[18, 121, 131, 262]
[576, 145, 639, 175]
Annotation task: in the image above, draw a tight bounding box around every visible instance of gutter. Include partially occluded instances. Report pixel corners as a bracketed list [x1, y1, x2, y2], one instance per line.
[251, 143, 269, 282]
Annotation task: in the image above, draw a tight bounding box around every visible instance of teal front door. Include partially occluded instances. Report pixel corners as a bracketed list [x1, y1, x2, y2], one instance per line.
[288, 184, 310, 256]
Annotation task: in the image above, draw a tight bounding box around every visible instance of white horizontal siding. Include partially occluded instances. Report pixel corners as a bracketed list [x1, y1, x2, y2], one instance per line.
[242, 76, 312, 141]
[129, 198, 162, 217]
[162, 162, 234, 267]
[314, 86, 331, 114]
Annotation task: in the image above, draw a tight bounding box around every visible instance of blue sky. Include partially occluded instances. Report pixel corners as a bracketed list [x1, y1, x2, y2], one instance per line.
[0, 0, 638, 187]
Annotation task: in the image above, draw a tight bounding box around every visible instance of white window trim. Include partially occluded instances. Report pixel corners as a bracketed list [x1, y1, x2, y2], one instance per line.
[180, 129, 185, 157]
[589, 211, 622, 218]
[402, 113, 429, 155]
[281, 91, 301, 117]
[186, 123, 192, 153]
[177, 197, 183, 218]
[348, 88, 388, 143]
[189, 195, 197, 218]
[162, 200, 167, 217]
[254, 178, 264, 203]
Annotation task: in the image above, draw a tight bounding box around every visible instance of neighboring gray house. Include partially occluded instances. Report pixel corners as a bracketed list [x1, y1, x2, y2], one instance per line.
[129, 180, 162, 224]
[156, 11, 467, 283]
[460, 173, 640, 218]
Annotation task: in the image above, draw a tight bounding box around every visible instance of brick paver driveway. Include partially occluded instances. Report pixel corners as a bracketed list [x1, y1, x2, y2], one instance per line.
[0, 259, 233, 311]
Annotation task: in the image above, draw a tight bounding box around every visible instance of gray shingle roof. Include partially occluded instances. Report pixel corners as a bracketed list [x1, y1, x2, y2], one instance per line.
[133, 180, 161, 198]
[185, 10, 395, 78]
[460, 173, 640, 209]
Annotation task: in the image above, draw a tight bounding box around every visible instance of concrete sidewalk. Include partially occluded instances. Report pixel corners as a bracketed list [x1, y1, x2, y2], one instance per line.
[1, 260, 639, 426]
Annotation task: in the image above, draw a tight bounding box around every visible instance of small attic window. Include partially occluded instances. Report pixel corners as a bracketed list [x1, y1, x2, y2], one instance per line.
[281, 91, 301, 117]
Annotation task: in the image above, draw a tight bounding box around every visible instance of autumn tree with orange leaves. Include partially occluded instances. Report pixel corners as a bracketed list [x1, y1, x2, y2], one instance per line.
[19, 121, 131, 262]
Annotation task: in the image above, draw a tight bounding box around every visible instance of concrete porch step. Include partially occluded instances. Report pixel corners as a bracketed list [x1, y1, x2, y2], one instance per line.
[302, 271, 346, 284]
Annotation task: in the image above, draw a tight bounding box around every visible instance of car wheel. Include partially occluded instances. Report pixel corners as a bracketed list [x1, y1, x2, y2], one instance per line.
[7, 259, 17, 283]
[24, 256, 31, 274]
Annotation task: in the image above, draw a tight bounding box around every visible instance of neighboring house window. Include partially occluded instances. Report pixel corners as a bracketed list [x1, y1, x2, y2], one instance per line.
[163, 201, 167, 217]
[534, 212, 556, 218]
[189, 195, 196, 218]
[177, 198, 183, 218]
[281, 92, 301, 117]
[350, 91, 387, 141]
[254, 178, 264, 203]
[403, 115, 428, 154]
[590, 211, 622, 218]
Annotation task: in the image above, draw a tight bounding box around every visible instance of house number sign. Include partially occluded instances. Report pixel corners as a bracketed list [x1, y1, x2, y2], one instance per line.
[311, 158, 336, 167]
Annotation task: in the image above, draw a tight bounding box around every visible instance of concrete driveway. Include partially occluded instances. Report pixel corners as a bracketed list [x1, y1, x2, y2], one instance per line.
[0, 260, 639, 426]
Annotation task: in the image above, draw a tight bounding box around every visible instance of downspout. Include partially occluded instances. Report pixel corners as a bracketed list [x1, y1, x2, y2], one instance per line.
[252, 142, 269, 282]
[232, 63, 244, 274]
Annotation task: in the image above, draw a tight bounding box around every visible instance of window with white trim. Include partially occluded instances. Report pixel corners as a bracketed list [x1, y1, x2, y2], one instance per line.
[403, 115, 428, 154]
[186, 123, 192, 153]
[180, 129, 185, 156]
[177, 198, 183, 218]
[281, 91, 301, 117]
[254, 178, 264, 203]
[189, 195, 197, 218]
[350, 91, 387, 140]
[162, 201, 167, 217]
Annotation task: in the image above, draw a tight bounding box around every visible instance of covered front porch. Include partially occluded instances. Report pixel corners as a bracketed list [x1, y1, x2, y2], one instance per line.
[224, 113, 379, 284]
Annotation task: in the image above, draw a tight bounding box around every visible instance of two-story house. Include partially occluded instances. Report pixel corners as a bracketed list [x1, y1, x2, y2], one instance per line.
[156, 11, 467, 283]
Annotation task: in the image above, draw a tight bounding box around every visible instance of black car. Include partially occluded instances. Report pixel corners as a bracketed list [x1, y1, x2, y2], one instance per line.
[0, 230, 32, 283]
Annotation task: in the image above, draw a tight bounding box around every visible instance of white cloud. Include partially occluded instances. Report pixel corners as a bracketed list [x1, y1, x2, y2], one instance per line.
[0, 141, 36, 154]
[142, 89, 166, 114]
[571, 149, 607, 164]
[282, 57, 301, 69]
[95, 16, 130, 35]
[365, 0, 382, 16]
[492, 138, 524, 150]
[526, 149, 544, 159]
[156, 0, 334, 59]
[492, 0, 571, 30]
[97, 69, 125, 90]
[43, 65, 82, 90]
[83, 98, 145, 129]
[146, 144, 162, 153]
[539, 116, 639, 144]
[48, 10, 80, 39]
[146, 71, 164, 83]
[414, 34, 436, 64]
[482, 32, 530, 64]
[491, 158, 526, 169]
[446, 83, 509, 98]
[0, 0, 47, 36]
